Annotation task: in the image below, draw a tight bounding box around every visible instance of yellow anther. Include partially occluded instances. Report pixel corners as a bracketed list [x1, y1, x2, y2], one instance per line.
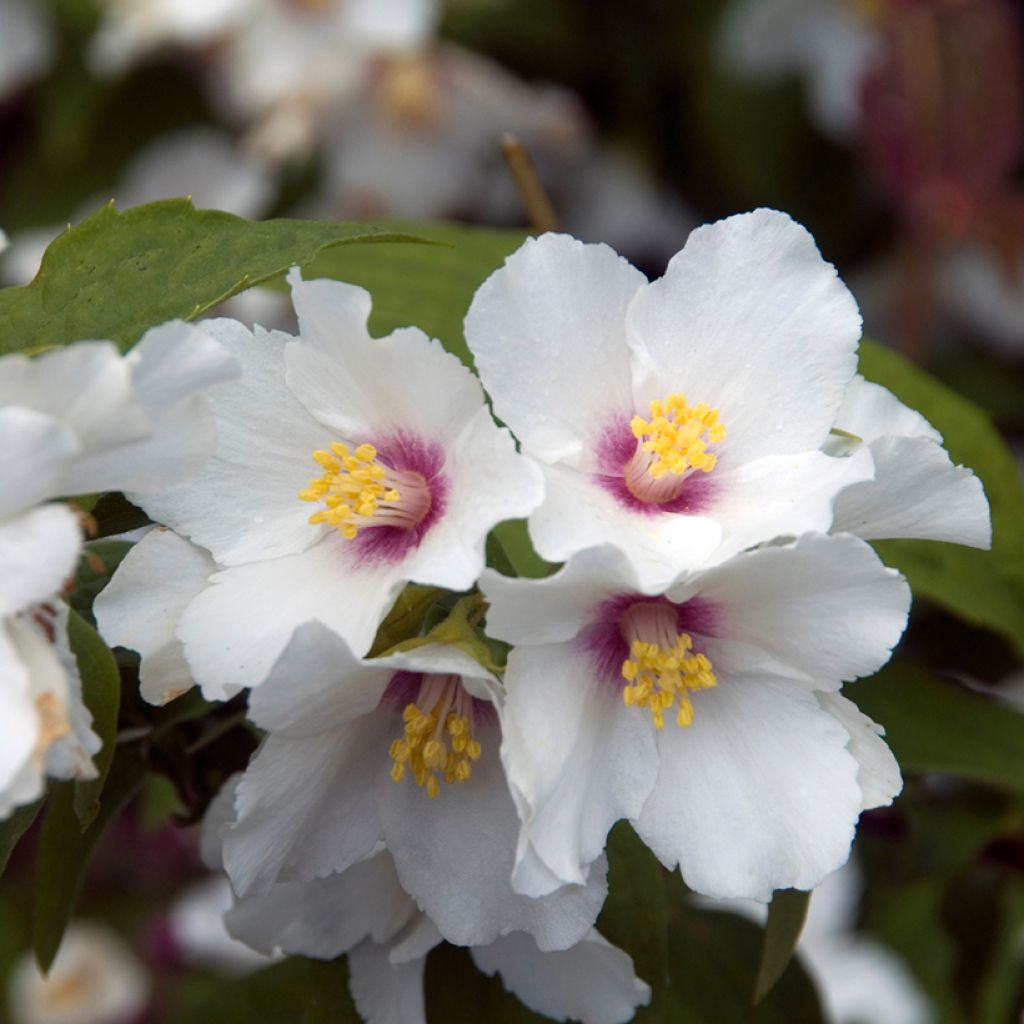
[391, 761, 406, 782]
[629, 393, 726, 483]
[426, 776, 440, 799]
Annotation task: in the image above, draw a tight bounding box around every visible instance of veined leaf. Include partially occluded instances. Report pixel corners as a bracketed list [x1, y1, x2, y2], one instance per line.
[0, 199, 426, 355]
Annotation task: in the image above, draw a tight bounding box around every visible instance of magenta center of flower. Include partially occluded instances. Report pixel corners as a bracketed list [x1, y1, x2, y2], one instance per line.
[299, 441, 432, 540]
[623, 394, 726, 504]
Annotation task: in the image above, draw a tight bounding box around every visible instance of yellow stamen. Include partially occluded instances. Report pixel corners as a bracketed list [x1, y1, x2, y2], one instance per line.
[619, 603, 717, 729]
[630, 393, 726, 481]
[387, 674, 482, 798]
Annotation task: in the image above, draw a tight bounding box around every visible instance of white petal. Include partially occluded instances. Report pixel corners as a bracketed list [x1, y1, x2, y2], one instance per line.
[177, 537, 407, 696]
[817, 692, 901, 811]
[227, 854, 417, 958]
[706, 447, 875, 564]
[286, 271, 486, 447]
[0, 0, 53, 95]
[0, 407, 79, 518]
[0, 623, 41, 813]
[527, 463, 722, 590]
[94, 529, 214, 706]
[833, 376, 940, 444]
[464, 233, 646, 467]
[349, 939, 428, 1024]
[684, 533, 910, 688]
[633, 675, 862, 900]
[500, 643, 657, 896]
[378, 728, 606, 950]
[0, 504, 81, 617]
[137, 319, 330, 567]
[626, 209, 860, 463]
[470, 928, 651, 1024]
[402, 407, 544, 592]
[833, 436, 991, 548]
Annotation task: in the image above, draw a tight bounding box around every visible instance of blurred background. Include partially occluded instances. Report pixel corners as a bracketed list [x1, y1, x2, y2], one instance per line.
[0, 1, 1022, 1022]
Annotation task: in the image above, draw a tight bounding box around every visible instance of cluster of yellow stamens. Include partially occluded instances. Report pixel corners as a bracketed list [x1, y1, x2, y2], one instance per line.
[620, 603, 717, 729]
[630, 394, 726, 480]
[299, 442, 401, 540]
[388, 677, 483, 798]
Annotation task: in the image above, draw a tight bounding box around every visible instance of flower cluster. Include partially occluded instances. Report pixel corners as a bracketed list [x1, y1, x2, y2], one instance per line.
[4, 209, 991, 1022]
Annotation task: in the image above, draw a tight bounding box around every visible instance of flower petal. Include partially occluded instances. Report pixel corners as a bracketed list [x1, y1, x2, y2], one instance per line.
[94, 529, 214, 706]
[470, 928, 651, 1024]
[500, 643, 657, 896]
[0, 407, 78, 519]
[833, 376, 940, 444]
[682, 533, 910, 688]
[626, 209, 860, 463]
[633, 675, 862, 900]
[0, 504, 81, 617]
[833, 437, 991, 548]
[348, 938, 428, 1024]
[464, 233, 646, 468]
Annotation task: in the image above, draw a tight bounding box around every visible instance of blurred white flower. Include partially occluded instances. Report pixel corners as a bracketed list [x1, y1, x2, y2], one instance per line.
[0, 0, 53, 98]
[717, 0, 880, 140]
[7, 921, 150, 1024]
[482, 533, 909, 901]
[465, 212, 873, 589]
[127, 271, 542, 698]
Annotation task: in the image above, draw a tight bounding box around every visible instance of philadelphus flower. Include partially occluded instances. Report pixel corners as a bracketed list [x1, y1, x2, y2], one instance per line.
[482, 532, 910, 901]
[217, 621, 607, 950]
[0, 0, 53, 98]
[202, 785, 649, 1024]
[0, 323, 237, 818]
[464, 211, 877, 590]
[127, 271, 542, 698]
[7, 921, 150, 1024]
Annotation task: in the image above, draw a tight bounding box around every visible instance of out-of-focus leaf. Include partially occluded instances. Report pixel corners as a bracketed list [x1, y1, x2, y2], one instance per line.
[66, 609, 121, 828]
[596, 823, 669, 1023]
[0, 799, 43, 878]
[488, 520, 557, 579]
[852, 660, 1024, 794]
[424, 943, 550, 1023]
[33, 746, 146, 971]
[860, 340, 1024, 655]
[90, 493, 151, 539]
[753, 890, 811, 1004]
[667, 906, 825, 1023]
[297, 220, 527, 367]
[181, 957, 309, 1023]
[0, 199, 426, 355]
[976, 875, 1024, 1023]
[304, 958, 361, 1024]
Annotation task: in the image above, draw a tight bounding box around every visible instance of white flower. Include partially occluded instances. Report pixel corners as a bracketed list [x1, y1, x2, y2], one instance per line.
[7, 921, 150, 1024]
[217, 621, 605, 950]
[94, 528, 214, 706]
[133, 271, 542, 697]
[202, 785, 649, 1024]
[0, 0, 53, 98]
[828, 375, 991, 547]
[464, 212, 874, 589]
[481, 532, 910, 902]
[0, 325, 237, 817]
[717, 0, 880, 140]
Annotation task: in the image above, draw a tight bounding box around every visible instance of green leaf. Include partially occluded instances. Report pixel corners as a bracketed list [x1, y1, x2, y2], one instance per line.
[90, 493, 151, 539]
[0, 199, 426, 355]
[424, 943, 551, 1023]
[596, 823, 669, 1023]
[852, 660, 1024, 794]
[667, 906, 825, 1024]
[297, 219, 528, 367]
[303, 958, 361, 1024]
[66, 608, 122, 828]
[859, 340, 1024, 655]
[0, 799, 43, 878]
[33, 745, 146, 971]
[180, 957, 309, 1023]
[753, 890, 811, 1003]
[488, 520, 557, 579]
[368, 584, 447, 657]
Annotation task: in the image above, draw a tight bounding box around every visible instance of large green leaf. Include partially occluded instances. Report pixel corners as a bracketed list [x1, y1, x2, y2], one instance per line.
[297, 219, 528, 367]
[852, 660, 1024, 794]
[0, 199, 424, 355]
[66, 608, 121, 828]
[178, 957, 308, 1024]
[0, 799, 43, 878]
[859, 340, 1024, 655]
[596, 823, 670, 1023]
[303, 958, 362, 1024]
[32, 746, 146, 972]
